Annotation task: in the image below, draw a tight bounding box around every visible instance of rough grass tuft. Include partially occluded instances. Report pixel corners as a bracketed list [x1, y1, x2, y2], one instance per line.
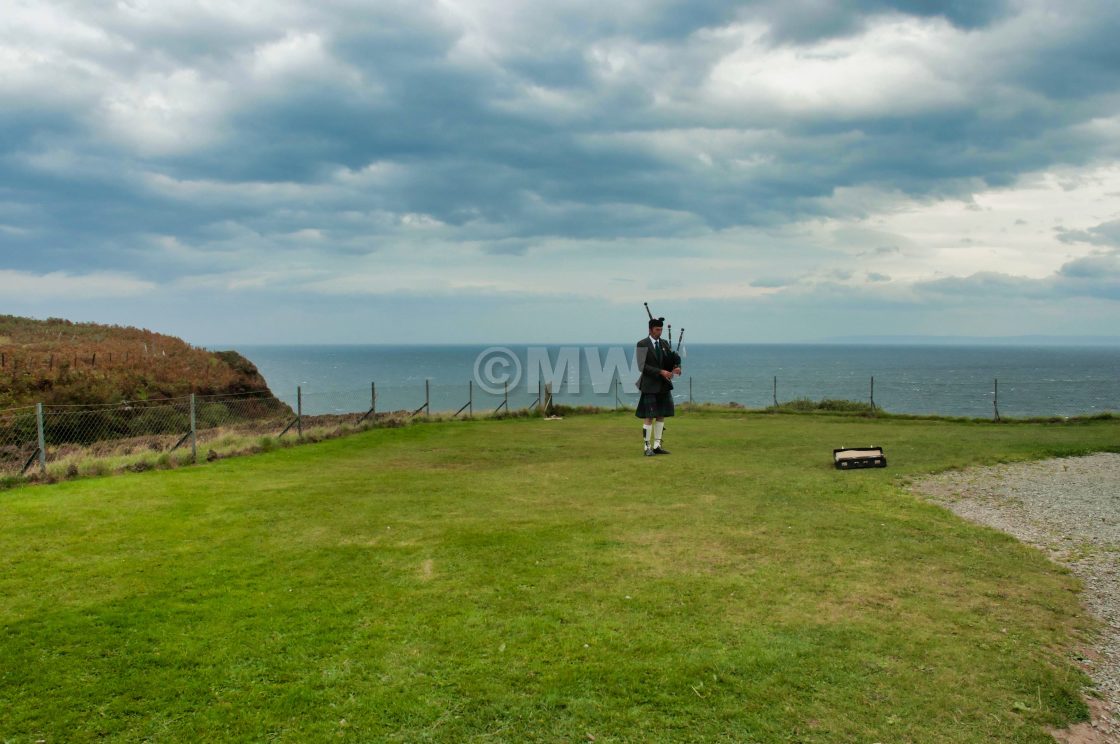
[766, 397, 877, 413]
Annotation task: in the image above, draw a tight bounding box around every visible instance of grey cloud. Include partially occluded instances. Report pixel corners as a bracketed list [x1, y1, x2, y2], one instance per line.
[3, 0, 1120, 286]
[481, 241, 532, 256]
[1060, 252, 1120, 278]
[1009, 7, 1120, 101]
[523, 0, 746, 44]
[914, 271, 1051, 299]
[750, 276, 796, 288]
[916, 248, 1120, 302]
[1054, 251, 1120, 302]
[760, 0, 1009, 43]
[866, 272, 890, 282]
[1056, 220, 1120, 247]
[855, 245, 902, 257]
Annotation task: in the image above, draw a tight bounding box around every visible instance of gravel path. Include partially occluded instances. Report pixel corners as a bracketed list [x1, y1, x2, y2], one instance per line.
[912, 453, 1120, 743]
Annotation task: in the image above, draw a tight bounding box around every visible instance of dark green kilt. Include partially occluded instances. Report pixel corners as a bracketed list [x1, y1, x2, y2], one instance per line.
[636, 392, 675, 419]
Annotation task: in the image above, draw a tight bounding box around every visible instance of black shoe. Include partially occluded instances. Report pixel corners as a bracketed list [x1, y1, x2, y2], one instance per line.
[644, 448, 656, 457]
[652, 447, 670, 455]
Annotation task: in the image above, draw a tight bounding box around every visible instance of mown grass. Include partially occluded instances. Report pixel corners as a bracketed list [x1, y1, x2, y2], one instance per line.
[1, 410, 1118, 742]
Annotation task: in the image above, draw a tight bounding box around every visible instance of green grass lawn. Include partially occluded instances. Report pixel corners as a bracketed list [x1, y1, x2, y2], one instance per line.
[2, 411, 1118, 742]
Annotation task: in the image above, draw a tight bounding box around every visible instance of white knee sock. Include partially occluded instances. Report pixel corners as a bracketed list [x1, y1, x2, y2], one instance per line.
[643, 424, 652, 450]
[653, 421, 665, 447]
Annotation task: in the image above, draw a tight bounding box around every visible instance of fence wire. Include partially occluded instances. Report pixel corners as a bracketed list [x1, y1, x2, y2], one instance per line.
[2, 376, 1117, 479]
[1, 392, 293, 478]
[0, 405, 39, 477]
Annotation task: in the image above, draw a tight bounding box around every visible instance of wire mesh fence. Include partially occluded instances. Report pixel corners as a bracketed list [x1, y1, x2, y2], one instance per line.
[1, 392, 291, 479]
[2, 373, 1117, 481]
[0, 382, 570, 480]
[685, 375, 1120, 419]
[0, 405, 40, 477]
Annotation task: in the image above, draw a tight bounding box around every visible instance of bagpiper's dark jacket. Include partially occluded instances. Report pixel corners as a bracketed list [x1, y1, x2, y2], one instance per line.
[636, 337, 677, 394]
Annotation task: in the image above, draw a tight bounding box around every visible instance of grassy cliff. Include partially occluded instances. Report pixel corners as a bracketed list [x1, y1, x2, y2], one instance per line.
[0, 315, 273, 408]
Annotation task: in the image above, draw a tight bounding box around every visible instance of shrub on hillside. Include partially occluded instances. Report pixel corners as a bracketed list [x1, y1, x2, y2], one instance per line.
[767, 398, 876, 414]
[127, 408, 189, 437]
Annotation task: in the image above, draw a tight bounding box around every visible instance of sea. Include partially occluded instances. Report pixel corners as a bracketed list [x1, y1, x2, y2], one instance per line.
[235, 344, 1120, 420]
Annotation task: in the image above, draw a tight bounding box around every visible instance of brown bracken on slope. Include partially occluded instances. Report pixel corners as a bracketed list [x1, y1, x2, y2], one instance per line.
[0, 315, 275, 408]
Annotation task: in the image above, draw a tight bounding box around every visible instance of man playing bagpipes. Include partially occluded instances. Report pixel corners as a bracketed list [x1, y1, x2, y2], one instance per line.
[636, 308, 682, 456]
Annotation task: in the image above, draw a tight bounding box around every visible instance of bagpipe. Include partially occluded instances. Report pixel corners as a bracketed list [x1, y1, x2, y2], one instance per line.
[644, 302, 684, 371]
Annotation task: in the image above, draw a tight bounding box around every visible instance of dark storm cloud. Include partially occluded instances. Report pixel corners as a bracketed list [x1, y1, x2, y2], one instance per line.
[759, 0, 1009, 43]
[2, 0, 1119, 288]
[1008, 11, 1120, 100]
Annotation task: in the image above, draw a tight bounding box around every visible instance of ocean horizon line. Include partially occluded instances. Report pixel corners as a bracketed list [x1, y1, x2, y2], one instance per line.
[220, 336, 1120, 349]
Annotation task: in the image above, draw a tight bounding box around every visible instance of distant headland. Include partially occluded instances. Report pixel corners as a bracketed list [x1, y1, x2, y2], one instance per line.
[817, 335, 1120, 347]
[0, 315, 277, 408]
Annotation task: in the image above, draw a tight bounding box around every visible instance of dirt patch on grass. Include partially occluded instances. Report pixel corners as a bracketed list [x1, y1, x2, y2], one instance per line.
[1051, 698, 1114, 743]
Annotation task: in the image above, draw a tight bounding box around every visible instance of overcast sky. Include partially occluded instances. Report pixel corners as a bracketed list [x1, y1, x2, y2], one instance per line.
[2, 0, 1119, 344]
